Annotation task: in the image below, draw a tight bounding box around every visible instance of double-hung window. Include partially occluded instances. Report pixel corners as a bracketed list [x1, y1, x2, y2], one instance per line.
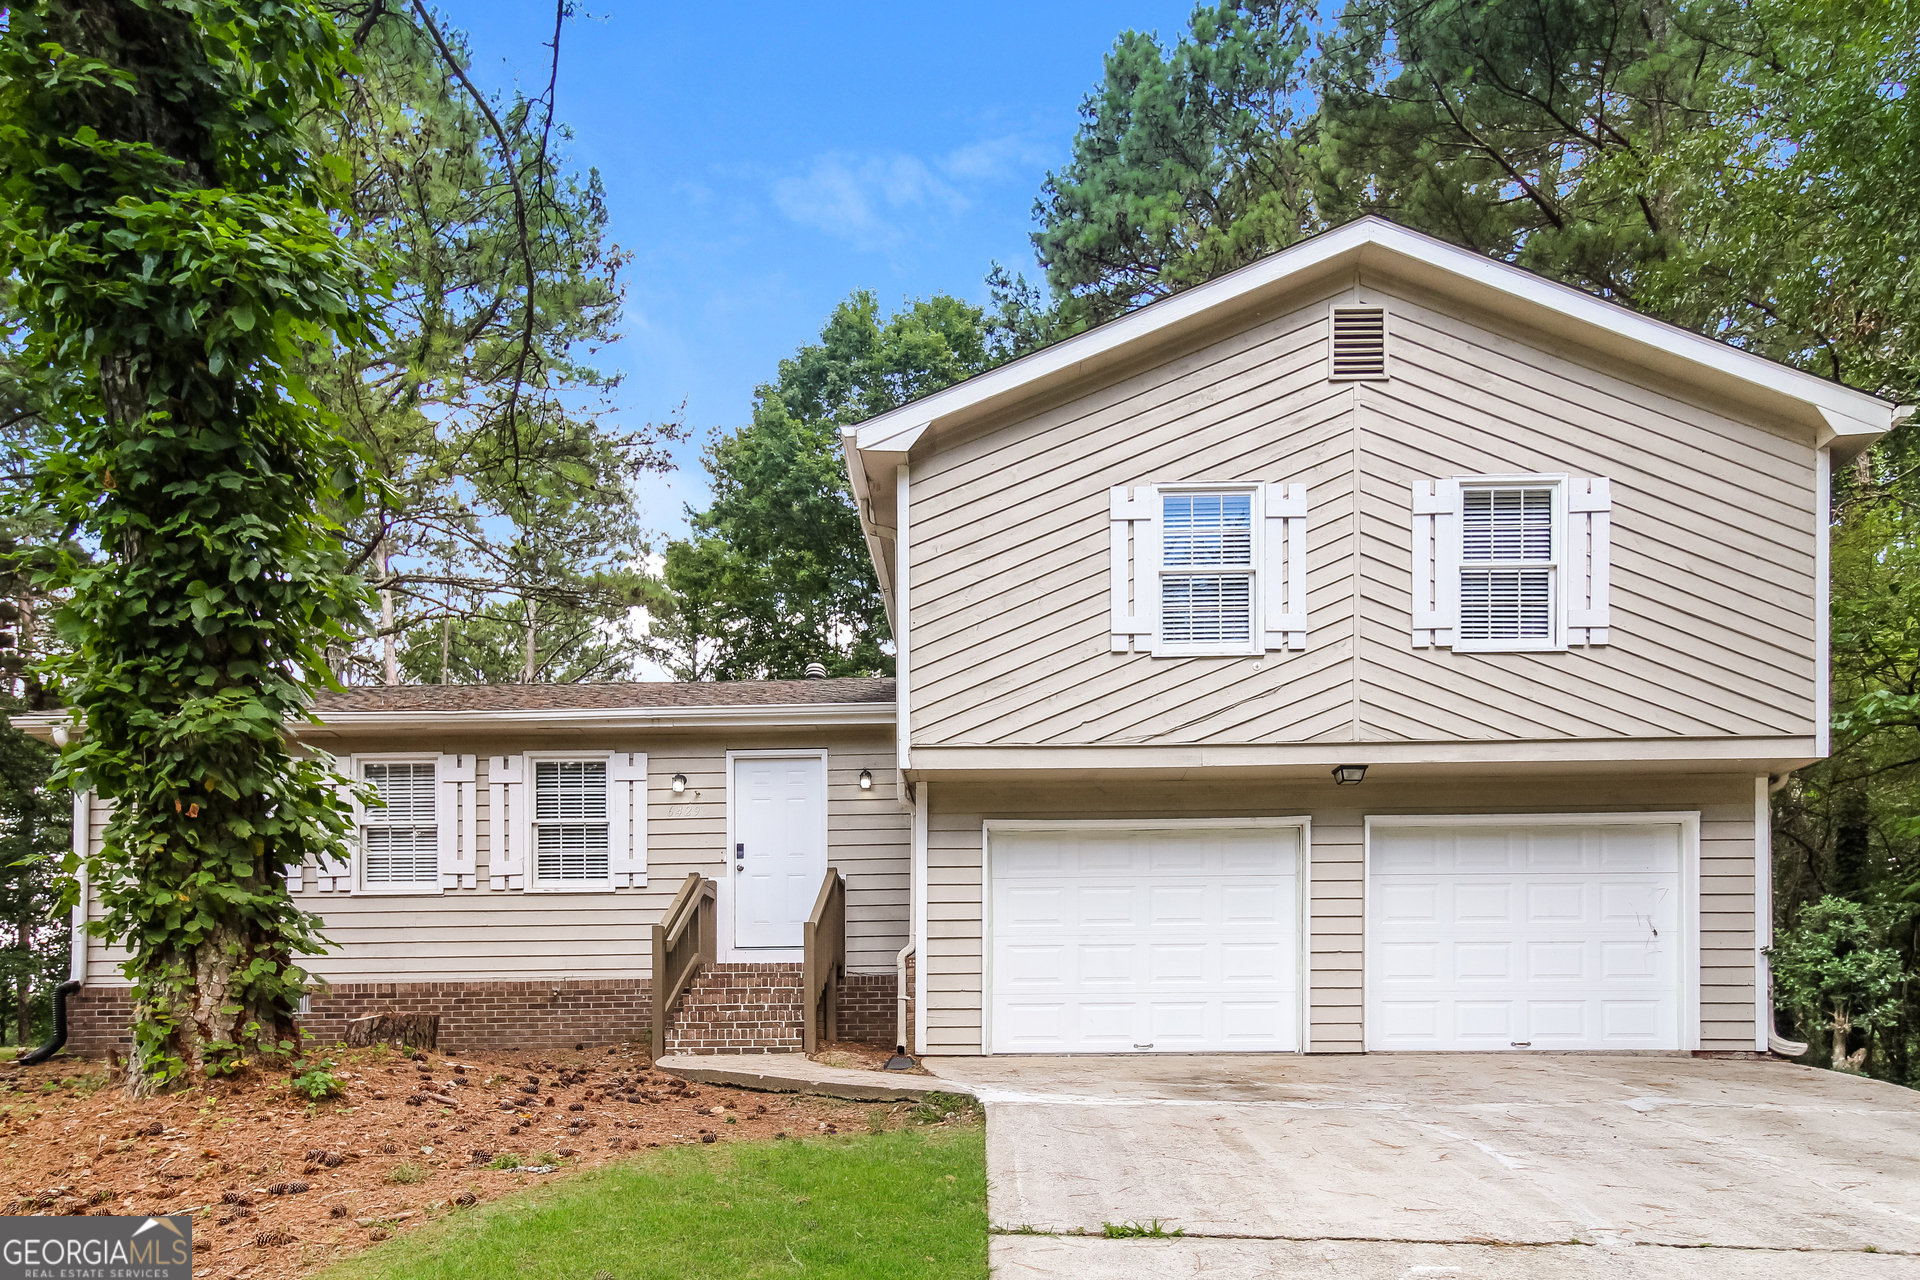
[1160, 491, 1256, 650]
[360, 761, 439, 888]
[1458, 485, 1556, 647]
[533, 760, 611, 886]
[1410, 474, 1613, 651]
[1108, 482, 1308, 655]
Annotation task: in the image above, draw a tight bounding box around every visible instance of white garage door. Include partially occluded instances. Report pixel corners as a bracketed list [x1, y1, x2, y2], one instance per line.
[1367, 821, 1685, 1051]
[988, 824, 1300, 1054]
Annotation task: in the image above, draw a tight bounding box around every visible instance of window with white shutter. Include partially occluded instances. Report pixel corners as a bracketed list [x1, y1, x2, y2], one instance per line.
[532, 760, 611, 887]
[1410, 475, 1612, 652]
[359, 761, 440, 891]
[1110, 482, 1308, 656]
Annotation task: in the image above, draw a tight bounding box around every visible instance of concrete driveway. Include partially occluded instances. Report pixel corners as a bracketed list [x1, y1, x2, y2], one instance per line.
[924, 1054, 1920, 1278]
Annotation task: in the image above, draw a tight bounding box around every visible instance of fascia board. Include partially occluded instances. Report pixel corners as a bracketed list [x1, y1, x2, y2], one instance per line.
[10, 704, 897, 745]
[846, 216, 1898, 456]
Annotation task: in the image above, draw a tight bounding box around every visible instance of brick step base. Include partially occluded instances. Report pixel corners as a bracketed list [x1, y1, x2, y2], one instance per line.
[666, 962, 805, 1055]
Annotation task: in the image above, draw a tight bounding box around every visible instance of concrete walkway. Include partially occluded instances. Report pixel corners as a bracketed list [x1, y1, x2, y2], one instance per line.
[653, 1052, 971, 1103]
[924, 1054, 1920, 1278]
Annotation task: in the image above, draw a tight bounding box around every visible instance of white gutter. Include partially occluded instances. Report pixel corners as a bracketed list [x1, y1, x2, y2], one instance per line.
[894, 464, 912, 789]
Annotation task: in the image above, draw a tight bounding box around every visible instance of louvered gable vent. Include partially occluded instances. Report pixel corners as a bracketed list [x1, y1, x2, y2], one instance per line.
[1329, 306, 1388, 380]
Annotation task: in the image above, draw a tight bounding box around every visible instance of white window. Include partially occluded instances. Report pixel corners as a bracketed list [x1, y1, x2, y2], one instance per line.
[1109, 482, 1307, 655]
[360, 761, 439, 887]
[1411, 475, 1612, 651]
[493, 751, 647, 892]
[534, 760, 611, 885]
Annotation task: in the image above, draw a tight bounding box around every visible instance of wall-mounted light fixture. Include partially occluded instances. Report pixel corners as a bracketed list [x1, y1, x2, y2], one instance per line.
[1332, 764, 1367, 786]
[858, 768, 874, 791]
[670, 773, 687, 793]
[50, 725, 69, 748]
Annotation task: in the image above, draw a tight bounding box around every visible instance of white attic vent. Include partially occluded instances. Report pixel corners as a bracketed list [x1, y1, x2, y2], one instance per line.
[1329, 306, 1388, 380]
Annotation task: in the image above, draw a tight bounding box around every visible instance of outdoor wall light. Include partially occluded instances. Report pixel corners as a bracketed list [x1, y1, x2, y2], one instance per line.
[1332, 764, 1368, 786]
[858, 768, 874, 791]
[670, 773, 687, 793]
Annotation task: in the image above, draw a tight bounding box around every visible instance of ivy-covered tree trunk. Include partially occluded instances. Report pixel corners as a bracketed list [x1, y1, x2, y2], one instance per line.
[0, 1, 379, 1090]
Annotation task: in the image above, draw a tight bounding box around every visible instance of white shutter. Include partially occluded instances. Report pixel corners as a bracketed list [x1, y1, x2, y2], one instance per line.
[607, 751, 648, 889]
[284, 861, 303, 893]
[488, 755, 527, 891]
[1109, 485, 1159, 652]
[1411, 479, 1462, 647]
[1261, 482, 1308, 650]
[436, 753, 477, 890]
[1567, 477, 1613, 646]
[316, 755, 356, 893]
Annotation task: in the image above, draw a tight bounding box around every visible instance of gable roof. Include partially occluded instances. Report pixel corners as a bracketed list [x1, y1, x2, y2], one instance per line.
[844, 216, 1901, 513]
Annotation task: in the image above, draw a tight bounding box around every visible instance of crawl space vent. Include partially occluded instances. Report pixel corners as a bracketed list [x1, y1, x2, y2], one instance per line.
[1329, 306, 1388, 380]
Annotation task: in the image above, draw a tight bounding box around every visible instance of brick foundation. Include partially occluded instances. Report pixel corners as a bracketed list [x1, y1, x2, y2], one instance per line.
[66, 979, 655, 1058]
[64, 967, 909, 1060]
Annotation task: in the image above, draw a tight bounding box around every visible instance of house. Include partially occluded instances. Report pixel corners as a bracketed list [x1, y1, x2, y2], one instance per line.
[28, 216, 1905, 1060]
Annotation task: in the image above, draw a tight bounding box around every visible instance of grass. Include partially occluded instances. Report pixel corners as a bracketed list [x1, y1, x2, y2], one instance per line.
[320, 1125, 986, 1280]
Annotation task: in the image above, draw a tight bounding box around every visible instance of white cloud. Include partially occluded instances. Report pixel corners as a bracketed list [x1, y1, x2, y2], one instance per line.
[771, 153, 970, 249]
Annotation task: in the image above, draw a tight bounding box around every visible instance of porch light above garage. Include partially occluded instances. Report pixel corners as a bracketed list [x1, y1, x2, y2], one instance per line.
[1332, 764, 1367, 785]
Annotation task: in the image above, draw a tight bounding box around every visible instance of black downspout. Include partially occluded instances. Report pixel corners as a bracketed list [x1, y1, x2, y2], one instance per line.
[18, 980, 80, 1067]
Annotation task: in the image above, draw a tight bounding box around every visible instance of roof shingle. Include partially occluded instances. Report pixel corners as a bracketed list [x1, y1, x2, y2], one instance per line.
[308, 678, 895, 715]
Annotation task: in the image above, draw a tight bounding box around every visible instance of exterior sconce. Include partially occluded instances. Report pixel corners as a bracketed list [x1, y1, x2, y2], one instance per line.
[858, 769, 873, 791]
[670, 773, 687, 793]
[51, 725, 69, 748]
[1332, 764, 1367, 786]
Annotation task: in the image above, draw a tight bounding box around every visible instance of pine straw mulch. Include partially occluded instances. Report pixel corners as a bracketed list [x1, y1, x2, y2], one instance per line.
[0, 1040, 937, 1280]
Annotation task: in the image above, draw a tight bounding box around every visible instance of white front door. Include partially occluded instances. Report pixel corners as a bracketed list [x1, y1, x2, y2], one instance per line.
[732, 754, 827, 949]
[1367, 821, 1685, 1051]
[988, 823, 1301, 1053]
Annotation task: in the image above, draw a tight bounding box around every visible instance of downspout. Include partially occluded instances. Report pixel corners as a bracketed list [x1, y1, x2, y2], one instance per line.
[886, 941, 915, 1070]
[912, 782, 928, 1062]
[1761, 772, 1808, 1057]
[68, 785, 88, 988]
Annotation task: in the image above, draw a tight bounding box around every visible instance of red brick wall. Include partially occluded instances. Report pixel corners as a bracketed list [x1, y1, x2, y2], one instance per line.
[64, 966, 915, 1059]
[66, 979, 655, 1058]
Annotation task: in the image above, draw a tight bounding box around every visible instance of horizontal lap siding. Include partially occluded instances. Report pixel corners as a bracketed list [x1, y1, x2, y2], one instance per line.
[906, 270, 1817, 752]
[911, 291, 1359, 750]
[1353, 280, 1816, 743]
[84, 728, 908, 986]
[926, 774, 1757, 1056]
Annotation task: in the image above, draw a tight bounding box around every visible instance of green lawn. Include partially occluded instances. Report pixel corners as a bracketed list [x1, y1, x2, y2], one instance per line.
[319, 1125, 987, 1280]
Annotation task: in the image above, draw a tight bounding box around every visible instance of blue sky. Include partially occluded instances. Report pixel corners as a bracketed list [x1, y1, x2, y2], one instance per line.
[449, 1, 1199, 538]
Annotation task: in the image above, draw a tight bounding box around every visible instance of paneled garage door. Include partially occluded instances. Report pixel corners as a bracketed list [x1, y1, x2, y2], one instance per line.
[988, 823, 1301, 1054]
[1367, 821, 1686, 1051]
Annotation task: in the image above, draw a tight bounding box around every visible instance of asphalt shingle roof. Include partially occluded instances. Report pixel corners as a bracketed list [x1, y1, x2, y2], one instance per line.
[308, 678, 895, 714]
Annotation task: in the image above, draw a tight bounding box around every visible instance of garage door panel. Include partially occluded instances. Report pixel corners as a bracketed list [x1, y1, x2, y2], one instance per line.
[990, 825, 1300, 1054]
[1368, 823, 1684, 1052]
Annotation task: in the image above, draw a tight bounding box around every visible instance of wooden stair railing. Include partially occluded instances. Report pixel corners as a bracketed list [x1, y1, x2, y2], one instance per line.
[801, 866, 845, 1053]
[650, 872, 716, 1060]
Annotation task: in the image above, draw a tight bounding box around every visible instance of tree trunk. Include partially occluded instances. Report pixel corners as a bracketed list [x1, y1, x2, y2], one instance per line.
[1831, 1004, 1853, 1072]
[521, 598, 537, 683]
[380, 542, 398, 685]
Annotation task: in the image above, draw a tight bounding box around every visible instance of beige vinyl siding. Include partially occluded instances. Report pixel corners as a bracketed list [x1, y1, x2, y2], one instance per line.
[906, 271, 1817, 750]
[83, 727, 908, 986]
[924, 772, 1758, 1056]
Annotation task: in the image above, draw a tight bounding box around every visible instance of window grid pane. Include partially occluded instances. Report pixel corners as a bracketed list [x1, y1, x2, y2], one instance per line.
[363, 762, 435, 825]
[363, 826, 438, 883]
[1460, 568, 1552, 641]
[1161, 574, 1253, 645]
[535, 761, 610, 881]
[1462, 488, 1553, 562]
[536, 823, 610, 882]
[536, 761, 607, 820]
[1162, 493, 1252, 568]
